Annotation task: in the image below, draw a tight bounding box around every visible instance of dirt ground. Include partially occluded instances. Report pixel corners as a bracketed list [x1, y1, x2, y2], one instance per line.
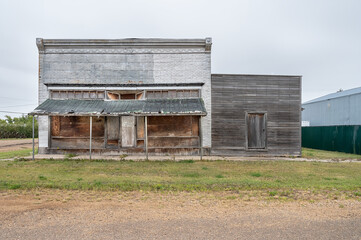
[0, 190, 360, 240]
[0, 139, 38, 152]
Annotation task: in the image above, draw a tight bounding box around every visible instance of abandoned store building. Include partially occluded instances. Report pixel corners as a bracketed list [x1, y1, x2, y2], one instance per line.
[31, 38, 301, 156]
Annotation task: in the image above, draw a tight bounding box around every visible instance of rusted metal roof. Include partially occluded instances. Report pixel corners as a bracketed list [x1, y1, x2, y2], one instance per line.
[30, 99, 207, 116]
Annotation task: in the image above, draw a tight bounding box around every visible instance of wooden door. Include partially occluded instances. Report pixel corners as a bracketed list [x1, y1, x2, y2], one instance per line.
[106, 116, 120, 149]
[246, 113, 266, 149]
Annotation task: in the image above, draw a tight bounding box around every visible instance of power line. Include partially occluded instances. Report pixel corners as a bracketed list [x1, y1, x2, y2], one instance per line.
[0, 103, 37, 108]
[0, 96, 35, 101]
[0, 110, 28, 114]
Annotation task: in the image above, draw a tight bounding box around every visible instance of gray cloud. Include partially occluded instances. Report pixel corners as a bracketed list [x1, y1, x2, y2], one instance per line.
[0, 0, 360, 117]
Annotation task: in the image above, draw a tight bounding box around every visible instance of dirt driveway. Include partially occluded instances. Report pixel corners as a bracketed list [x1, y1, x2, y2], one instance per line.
[0, 190, 360, 240]
[0, 139, 38, 152]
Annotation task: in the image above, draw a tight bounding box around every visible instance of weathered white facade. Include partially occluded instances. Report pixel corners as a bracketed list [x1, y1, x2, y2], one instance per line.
[36, 38, 212, 154]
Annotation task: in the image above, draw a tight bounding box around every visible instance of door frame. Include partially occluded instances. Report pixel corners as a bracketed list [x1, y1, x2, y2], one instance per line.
[104, 116, 121, 150]
[245, 111, 268, 151]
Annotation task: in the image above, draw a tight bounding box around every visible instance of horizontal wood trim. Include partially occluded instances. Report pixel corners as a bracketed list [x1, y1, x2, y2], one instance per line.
[51, 136, 104, 139]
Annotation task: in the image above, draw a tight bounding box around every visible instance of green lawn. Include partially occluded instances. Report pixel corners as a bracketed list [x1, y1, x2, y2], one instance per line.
[1, 159, 360, 195]
[0, 148, 37, 160]
[302, 148, 361, 160]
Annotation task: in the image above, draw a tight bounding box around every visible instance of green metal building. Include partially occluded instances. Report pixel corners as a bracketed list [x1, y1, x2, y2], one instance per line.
[302, 87, 361, 154]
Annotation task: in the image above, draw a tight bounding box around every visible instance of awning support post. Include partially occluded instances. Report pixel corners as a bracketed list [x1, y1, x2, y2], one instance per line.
[32, 115, 35, 161]
[199, 117, 203, 161]
[89, 116, 92, 160]
[145, 116, 148, 161]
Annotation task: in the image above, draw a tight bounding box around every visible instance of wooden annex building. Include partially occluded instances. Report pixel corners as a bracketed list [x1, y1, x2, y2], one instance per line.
[31, 38, 301, 157]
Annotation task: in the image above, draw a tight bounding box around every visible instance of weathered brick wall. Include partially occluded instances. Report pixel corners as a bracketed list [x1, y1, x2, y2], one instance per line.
[37, 39, 212, 152]
[38, 53, 49, 153]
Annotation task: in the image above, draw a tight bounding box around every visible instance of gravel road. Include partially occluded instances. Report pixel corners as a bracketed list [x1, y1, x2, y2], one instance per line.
[0, 191, 360, 240]
[0, 139, 38, 152]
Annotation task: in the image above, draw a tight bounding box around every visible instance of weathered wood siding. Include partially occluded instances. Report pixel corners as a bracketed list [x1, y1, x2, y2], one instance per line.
[211, 74, 301, 156]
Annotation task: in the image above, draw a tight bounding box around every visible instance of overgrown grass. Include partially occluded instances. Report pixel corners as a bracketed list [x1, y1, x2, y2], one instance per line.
[302, 148, 361, 160]
[0, 148, 37, 159]
[0, 159, 360, 193]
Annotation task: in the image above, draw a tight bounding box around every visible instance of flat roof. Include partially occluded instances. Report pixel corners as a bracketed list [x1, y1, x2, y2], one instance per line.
[303, 86, 361, 104]
[36, 38, 212, 53]
[211, 73, 302, 78]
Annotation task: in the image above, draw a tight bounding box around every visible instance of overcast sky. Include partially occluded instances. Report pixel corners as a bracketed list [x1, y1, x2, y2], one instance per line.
[0, 0, 360, 118]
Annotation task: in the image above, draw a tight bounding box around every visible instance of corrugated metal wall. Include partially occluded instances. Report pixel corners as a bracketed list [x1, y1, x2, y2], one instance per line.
[302, 125, 361, 154]
[302, 93, 361, 126]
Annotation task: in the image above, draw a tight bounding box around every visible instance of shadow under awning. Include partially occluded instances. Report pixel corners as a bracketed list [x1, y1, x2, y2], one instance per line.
[29, 98, 207, 116]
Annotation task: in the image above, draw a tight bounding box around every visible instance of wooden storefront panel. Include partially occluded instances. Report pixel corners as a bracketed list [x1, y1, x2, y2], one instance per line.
[147, 116, 200, 149]
[50, 116, 105, 149]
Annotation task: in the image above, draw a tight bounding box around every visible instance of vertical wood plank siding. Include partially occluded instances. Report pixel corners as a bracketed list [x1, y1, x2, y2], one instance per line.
[211, 74, 301, 156]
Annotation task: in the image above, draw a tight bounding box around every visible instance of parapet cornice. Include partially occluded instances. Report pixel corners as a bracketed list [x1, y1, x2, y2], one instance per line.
[36, 38, 212, 54]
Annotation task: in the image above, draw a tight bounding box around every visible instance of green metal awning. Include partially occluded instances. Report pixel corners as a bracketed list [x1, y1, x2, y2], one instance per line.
[30, 98, 207, 116]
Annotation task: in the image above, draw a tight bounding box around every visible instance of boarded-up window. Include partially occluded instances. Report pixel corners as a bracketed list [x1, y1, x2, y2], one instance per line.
[51, 116, 104, 138]
[50, 116, 105, 149]
[50, 90, 105, 100]
[146, 90, 200, 99]
[246, 113, 267, 149]
[121, 94, 136, 99]
[147, 116, 199, 148]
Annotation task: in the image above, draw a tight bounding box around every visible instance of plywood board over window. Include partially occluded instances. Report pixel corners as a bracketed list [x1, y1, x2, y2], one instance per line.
[147, 116, 200, 149]
[51, 90, 105, 100]
[50, 116, 105, 149]
[146, 90, 200, 99]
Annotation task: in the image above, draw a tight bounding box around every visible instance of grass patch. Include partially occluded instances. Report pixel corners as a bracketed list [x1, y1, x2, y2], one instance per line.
[0, 148, 37, 159]
[302, 148, 361, 160]
[323, 177, 337, 181]
[8, 184, 21, 189]
[65, 153, 77, 159]
[269, 191, 277, 196]
[182, 172, 200, 178]
[0, 160, 361, 195]
[178, 160, 194, 164]
[38, 175, 47, 180]
[250, 172, 262, 177]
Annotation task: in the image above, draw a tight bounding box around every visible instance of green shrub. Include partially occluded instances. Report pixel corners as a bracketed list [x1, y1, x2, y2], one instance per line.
[0, 116, 38, 138]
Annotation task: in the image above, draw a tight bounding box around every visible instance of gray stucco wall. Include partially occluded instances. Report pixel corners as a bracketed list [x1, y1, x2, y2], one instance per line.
[302, 93, 361, 126]
[37, 39, 212, 153]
